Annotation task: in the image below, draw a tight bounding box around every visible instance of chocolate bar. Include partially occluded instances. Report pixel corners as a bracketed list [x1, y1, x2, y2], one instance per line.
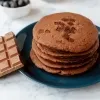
[0, 32, 23, 77]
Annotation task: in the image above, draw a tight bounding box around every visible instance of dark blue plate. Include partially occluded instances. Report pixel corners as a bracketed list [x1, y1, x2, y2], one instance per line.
[17, 22, 100, 88]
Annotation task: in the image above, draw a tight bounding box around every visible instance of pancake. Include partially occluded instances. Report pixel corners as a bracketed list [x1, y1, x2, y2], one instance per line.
[32, 40, 98, 63]
[33, 12, 98, 53]
[30, 50, 98, 75]
[33, 50, 97, 68]
[35, 39, 99, 57]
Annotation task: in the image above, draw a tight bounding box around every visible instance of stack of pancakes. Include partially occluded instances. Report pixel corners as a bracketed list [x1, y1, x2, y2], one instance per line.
[30, 12, 99, 76]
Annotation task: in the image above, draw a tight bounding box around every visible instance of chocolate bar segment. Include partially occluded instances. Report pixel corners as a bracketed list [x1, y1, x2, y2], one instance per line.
[0, 32, 23, 77]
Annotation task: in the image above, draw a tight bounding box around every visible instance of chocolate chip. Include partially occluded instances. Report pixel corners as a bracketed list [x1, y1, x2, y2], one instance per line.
[56, 26, 64, 32]
[38, 29, 44, 34]
[70, 18, 75, 22]
[62, 34, 74, 42]
[45, 29, 50, 33]
[68, 22, 74, 26]
[64, 26, 71, 34]
[61, 18, 69, 22]
[71, 27, 76, 33]
[62, 34, 69, 40]
[54, 21, 65, 27]
[68, 38, 74, 42]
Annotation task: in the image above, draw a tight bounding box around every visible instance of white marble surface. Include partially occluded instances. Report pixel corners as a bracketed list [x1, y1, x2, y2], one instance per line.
[0, 0, 100, 100]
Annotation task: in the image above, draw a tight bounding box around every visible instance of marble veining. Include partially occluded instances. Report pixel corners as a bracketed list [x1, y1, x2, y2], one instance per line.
[0, 0, 100, 100]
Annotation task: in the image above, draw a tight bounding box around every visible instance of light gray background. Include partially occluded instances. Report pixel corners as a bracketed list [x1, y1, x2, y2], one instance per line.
[0, 0, 100, 100]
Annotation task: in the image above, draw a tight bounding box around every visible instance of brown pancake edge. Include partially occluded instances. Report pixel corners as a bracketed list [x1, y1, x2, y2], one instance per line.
[30, 49, 99, 76]
[33, 49, 98, 68]
[32, 40, 98, 63]
[35, 39, 99, 57]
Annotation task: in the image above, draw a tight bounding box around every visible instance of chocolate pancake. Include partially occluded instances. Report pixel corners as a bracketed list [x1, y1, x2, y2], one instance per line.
[33, 12, 98, 53]
[32, 40, 97, 63]
[30, 50, 98, 75]
[33, 50, 98, 68]
[35, 39, 99, 57]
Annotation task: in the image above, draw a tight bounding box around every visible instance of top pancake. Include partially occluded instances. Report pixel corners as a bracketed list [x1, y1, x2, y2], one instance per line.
[35, 39, 99, 57]
[33, 12, 98, 53]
